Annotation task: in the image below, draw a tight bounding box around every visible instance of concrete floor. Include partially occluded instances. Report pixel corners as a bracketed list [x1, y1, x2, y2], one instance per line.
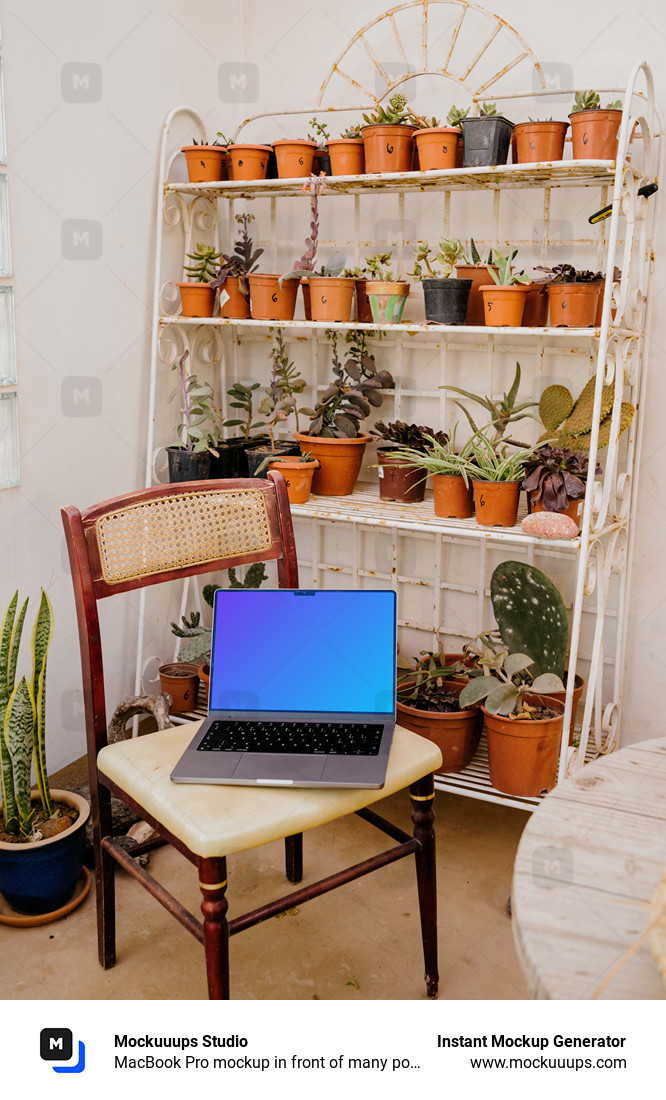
[0, 781, 530, 1000]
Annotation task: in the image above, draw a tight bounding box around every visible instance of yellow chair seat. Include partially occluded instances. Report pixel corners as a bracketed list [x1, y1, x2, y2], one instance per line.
[99, 721, 443, 859]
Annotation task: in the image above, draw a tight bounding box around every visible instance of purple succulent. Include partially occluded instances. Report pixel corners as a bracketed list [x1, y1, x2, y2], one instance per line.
[521, 445, 601, 511]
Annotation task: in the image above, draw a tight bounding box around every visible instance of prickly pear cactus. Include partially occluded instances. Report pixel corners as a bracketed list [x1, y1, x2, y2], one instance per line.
[490, 561, 568, 679]
[562, 377, 614, 436]
[539, 385, 573, 431]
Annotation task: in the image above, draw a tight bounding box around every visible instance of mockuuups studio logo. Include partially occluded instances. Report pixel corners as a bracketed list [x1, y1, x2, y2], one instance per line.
[61, 63, 103, 103]
[218, 62, 259, 102]
[61, 220, 103, 260]
[40, 1028, 86, 1074]
[61, 376, 103, 417]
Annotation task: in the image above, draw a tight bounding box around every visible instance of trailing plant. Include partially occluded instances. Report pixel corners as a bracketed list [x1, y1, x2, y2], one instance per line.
[486, 247, 529, 287]
[458, 651, 564, 718]
[521, 445, 601, 511]
[538, 377, 635, 451]
[257, 329, 306, 445]
[490, 560, 569, 679]
[225, 381, 266, 442]
[0, 589, 55, 839]
[209, 213, 263, 299]
[446, 105, 470, 129]
[308, 117, 330, 150]
[183, 242, 223, 283]
[300, 330, 393, 438]
[370, 420, 448, 450]
[171, 566, 267, 664]
[571, 90, 622, 112]
[363, 92, 414, 126]
[280, 175, 345, 282]
[440, 361, 538, 442]
[168, 351, 218, 453]
[409, 238, 464, 280]
[458, 427, 546, 483]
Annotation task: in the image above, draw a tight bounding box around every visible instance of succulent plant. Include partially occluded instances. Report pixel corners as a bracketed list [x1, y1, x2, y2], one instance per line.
[343, 252, 394, 280]
[257, 329, 306, 445]
[192, 134, 228, 146]
[340, 124, 363, 139]
[409, 238, 464, 280]
[490, 560, 568, 679]
[308, 117, 330, 150]
[209, 213, 263, 299]
[538, 378, 635, 451]
[521, 445, 601, 511]
[486, 247, 529, 287]
[300, 330, 393, 438]
[396, 650, 467, 708]
[534, 263, 604, 287]
[171, 567, 267, 664]
[370, 420, 448, 450]
[409, 111, 442, 129]
[458, 650, 564, 717]
[169, 351, 218, 453]
[225, 380, 266, 442]
[440, 361, 538, 442]
[572, 89, 601, 112]
[446, 105, 470, 129]
[281, 175, 339, 282]
[479, 102, 498, 117]
[363, 92, 413, 127]
[183, 242, 223, 283]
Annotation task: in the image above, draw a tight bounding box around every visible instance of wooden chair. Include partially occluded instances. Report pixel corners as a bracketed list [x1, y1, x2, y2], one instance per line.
[62, 475, 442, 999]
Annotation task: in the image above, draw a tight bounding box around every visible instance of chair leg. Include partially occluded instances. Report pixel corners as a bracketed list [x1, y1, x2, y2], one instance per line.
[94, 783, 116, 969]
[285, 833, 303, 884]
[199, 857, 230, 999]
[410, 774, 439, 999]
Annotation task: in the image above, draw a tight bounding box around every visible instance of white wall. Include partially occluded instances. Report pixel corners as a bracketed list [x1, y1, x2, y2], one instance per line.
[2, 0, 665, 772]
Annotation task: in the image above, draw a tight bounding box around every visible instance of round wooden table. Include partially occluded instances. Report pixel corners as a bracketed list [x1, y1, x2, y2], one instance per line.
[512, 736, 666, 999]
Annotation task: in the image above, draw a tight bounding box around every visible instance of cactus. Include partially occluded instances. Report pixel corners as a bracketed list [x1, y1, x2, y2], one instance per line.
[490, 561, 568, 679]
[560, 377, 614, 436]
[538, 379, 635, 451]
[539, 385, 574, 431]
[561, 403, 635, 451]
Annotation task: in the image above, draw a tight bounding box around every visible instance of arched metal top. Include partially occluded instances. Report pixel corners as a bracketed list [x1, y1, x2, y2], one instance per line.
[317, 0, 546, 109]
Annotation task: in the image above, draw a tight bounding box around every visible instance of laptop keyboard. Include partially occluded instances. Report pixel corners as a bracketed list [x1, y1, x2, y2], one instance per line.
[197, 720, 384, 756]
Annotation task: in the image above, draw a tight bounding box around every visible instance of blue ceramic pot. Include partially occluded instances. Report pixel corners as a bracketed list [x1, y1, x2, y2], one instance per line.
[0, 790, 89, 915]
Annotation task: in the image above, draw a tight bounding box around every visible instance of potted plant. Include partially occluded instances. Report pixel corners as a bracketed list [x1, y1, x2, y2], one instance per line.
[459, 651, 565, 796]
[386, 424, 476, 518]
[454, 238, 498, 325]
[309, 117, 332, 175]
[569, 90, 623, 160]
[181, 133, 229, 183]
[370, 420, 448, 504]
[344, 252, 395, 323]
[441, 361, 538, 442]
[222, 380, 269, 476]
[270, 174, 329, 321]
[177, 242, 222, 318]
[396, 651, 483, 773]
[479, 247, 530, 326]
[513, 116, 569, 163]
[447, 105, 469, 167]
[361, 92, 417, 174]
[537, 377, 634, 453]
[226, 138, 272, 181]
[272, 135, 318, 178]
[158, 661, 201, 714]
[281, 174, 352, 322]
[166, 351, 218, 482]
[0, 590, 90, 917]
[295, 330, 393, 495]
[245, 329, 305, 475]
[534, 263, 604, 327]
[266, 451, 320, 503]
[460, 428, 545, 527]
[410, 238, 471, 324]
[521, 445, 601, 525]
[412, 106, 467, 171]
[363, 253, 410, 324]
[460, 102, 514, 167]
[209, 213, 263, 320]
[327, 123, 365, 175]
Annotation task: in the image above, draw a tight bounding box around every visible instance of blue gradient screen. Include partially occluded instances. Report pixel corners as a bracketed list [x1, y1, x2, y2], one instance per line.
[208, 589, 396, 714]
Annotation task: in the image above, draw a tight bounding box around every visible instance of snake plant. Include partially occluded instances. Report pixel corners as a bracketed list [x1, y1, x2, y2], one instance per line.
[0, 589, 54, 838]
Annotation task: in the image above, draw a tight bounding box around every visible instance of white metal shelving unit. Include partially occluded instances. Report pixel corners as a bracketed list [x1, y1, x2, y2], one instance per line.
[141, 1, 660, 812]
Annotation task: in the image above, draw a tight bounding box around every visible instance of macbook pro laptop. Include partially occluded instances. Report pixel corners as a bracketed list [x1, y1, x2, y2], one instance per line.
[170, 588, 397, 789]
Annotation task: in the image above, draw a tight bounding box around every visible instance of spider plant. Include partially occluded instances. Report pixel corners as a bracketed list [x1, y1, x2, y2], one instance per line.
[460, 428, 547, 483]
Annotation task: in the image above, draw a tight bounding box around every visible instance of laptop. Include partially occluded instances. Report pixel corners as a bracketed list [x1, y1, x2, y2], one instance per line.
[170, 588, 397, 789]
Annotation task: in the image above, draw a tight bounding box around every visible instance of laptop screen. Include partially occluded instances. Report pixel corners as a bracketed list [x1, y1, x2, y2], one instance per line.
[208, 589, 396, 715]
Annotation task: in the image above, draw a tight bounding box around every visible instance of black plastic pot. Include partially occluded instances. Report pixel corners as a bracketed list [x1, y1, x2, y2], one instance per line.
[166, 446, 212, 483]
[314, 151, 331, 175]
[423, 278, 472, 325]
[265, 148, 279, 179]
[245, 441, 301, 478]
[461, 116, 514, 167]
[208, 441, 242, 479]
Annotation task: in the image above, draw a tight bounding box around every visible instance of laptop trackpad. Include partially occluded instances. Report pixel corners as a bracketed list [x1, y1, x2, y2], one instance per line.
[232, 754, 326, 783]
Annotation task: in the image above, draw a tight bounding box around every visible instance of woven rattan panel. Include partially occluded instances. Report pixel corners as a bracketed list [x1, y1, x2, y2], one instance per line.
[95, 490, 273, 585]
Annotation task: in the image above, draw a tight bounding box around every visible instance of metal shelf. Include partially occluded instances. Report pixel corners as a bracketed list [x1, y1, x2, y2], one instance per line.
[158, 315, 615, 339]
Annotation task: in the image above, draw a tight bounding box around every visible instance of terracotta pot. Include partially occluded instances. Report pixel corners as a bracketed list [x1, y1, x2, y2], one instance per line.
[548, 673, 585, 743]
[480, 283, 529, 327]
[484, 695, 565, 796]
[397, 681, 483, 774]
[569, 109, 622, 160]
[454, 264, 499, 325]
[307, 276, 355, 322]
[272, 139, 318, 178]
[527, 489, 584, 525]
[178, 282, 216, 318]
[376, 449, 426, 503]
[432, 474, 473, 518]
[522, 283, 550, 327]
[354, 279, 374, 323]
[594, 282, 613, 327]
[513, 121, 569, 163]
[301, 278, 311, 320]
[181, 145, 227, 183]
[268, 456, 319, 503]
[472, 479, 521, 527]
[413, 127, 460, 171]
[198, 663, 210, 702]
[328, 139, 365, 175]
[294, 431, 370, 496]
[227, 144, 271, 181]
[365, 280, 410, 324]
[219, 276, 251, 319]
[547, 282, 602, 327]
[159, 662, 200, 714]
[248, 274, 298, 321]
[361, 124, 416, 174]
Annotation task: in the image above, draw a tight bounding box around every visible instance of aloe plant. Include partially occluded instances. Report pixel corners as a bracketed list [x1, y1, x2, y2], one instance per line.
[0, 589, 54, 838]
[486, 247, 530, 287]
